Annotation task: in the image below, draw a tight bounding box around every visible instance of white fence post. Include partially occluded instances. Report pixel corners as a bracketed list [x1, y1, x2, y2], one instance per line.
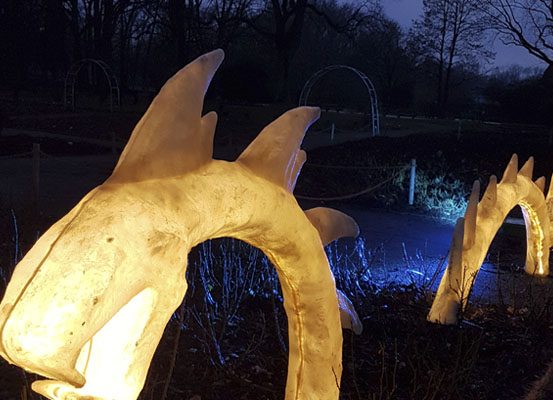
[409, 158, 416, 206]
[330, 123, 335, 142]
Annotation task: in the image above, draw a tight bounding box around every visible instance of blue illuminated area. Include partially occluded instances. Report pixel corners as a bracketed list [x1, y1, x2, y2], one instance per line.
[326, 206, 454, 286]
[326, 236, 447, 291]
[323, 204, 531, 308]
[180, 203, 534, 319]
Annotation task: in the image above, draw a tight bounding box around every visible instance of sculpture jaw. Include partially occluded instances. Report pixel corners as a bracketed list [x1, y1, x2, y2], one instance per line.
[30, 287, 162, 400]
[0, 185, 191, 398]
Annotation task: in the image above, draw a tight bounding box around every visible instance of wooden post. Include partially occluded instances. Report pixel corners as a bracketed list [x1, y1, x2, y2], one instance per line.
[330, 123, 335, 142]
[32, 143, 40, 215]
[409, 158, 416, 206]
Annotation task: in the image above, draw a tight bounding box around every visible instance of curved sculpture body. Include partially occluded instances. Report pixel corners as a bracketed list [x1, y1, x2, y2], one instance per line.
[428, 155, 551, 324]
[0, 50, 361, 399]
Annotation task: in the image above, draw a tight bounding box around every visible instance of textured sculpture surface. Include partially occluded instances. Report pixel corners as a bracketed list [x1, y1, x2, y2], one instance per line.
[0, 50, 361, 399]
[428, 155, 551, 324]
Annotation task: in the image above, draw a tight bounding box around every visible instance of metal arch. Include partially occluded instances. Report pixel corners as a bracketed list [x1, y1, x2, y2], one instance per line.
[299, 65, 380, 136]
[64, 59, 121, 112]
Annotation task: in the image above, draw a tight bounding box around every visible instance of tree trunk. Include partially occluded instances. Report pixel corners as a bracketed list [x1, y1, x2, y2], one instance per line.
[169, 0, 188, 67]
[442, 3, 462, 115]
[436, 23, 446, 114]
[93, 0, 101, 58]
[43, 0, 67, 79]
[100, 0, 115, 63]
[276, 47, 291, 102]
[68, 0, 82, 61]
[437, 55, 445, 115]
[271, 0, 307, 102]
[119, 14, 129, 90]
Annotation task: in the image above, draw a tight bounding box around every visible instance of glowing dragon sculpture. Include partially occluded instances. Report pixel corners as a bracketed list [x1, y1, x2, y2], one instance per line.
[428, 154, 551, 325]
[0, 50, 362, 399]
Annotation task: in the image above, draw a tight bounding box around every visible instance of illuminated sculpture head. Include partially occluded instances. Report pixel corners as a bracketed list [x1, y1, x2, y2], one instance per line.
[428, 154, 551, 325]
[0, 50, 362, 399]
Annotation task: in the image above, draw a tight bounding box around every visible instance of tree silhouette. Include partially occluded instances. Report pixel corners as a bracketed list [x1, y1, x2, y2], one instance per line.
[411, 0, 489, 115]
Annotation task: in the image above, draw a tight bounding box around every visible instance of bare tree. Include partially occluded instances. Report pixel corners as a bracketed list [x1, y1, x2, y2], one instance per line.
[479, 0, 553, 66]
[246, 0, 311, 101]
[163, 0, 254, 67]
[246, 0, 373, 101]
[478, 1, 553, 129]
[207, 0, 254, 50]
[357, 18, 414, 108]
[43, 0, 69, 79]
[0, 0, 41, 99]
[61, 0, 139, 63]
[165, 0, 206, 65]
[411, 0, 490, 115]
[115, 1, 152, 89]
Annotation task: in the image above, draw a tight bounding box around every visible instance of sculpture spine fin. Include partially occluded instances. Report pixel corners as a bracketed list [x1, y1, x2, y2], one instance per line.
[237, 107, 320, 189]
[110, 49, 224, 182]
[288, 150, 307, 192]
[305, 207, 359, 246]
[336, 289, 363, 335]
[481, 175, 497, 207]
[501, 154, 518, 184]
[463, 180, 480, 250]
[449, 217, 466, 295]
[547, 174, 553, 200]
[535, 176, 546, 193]
[519, 156, 534, 179]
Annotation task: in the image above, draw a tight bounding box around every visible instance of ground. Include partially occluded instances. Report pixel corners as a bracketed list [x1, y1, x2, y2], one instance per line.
[1, 99, 553, 399]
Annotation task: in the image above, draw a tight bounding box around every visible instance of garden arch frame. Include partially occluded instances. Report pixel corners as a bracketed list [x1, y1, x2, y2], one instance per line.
[428, 155, 552, 325]
[299, 65, 380, 136]
[64, 59, 121, 112]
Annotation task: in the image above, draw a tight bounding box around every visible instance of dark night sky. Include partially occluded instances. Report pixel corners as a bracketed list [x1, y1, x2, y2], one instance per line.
[381, 0, 544, 70]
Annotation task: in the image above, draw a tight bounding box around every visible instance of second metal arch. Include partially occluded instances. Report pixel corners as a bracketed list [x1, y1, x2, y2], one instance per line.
[299, 65, 380, 136]
[64, 59, 121, 112]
